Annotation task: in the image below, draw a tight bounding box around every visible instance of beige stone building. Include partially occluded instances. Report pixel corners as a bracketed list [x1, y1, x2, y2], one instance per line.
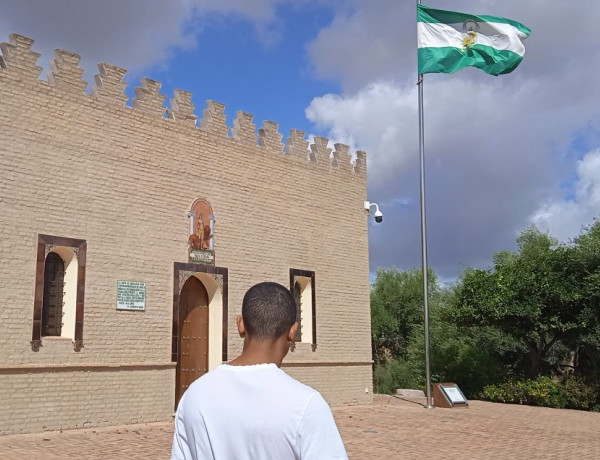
[0, 33, 373, 435]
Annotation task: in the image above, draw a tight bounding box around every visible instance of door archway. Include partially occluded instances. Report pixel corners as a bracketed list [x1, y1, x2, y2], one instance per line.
[176, 276, 209, 406]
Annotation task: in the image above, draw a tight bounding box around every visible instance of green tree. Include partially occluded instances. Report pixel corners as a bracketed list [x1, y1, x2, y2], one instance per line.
[370, 267, 436, 364]
[449, 226, 592, 378]
[570, 220, 600, 379]
[370, 268, 503, 397]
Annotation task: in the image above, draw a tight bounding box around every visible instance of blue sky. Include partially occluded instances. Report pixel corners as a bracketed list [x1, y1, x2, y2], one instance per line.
[2, 0, 600, 281]
[145, 3, 339, 136]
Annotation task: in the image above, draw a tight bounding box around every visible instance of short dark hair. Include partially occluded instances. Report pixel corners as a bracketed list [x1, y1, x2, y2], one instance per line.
[242, 282, 297, 340]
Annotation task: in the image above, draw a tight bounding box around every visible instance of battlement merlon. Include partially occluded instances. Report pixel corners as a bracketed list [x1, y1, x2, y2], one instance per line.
[0, 34, 42, 79]
[310, 137, 332, 164]
[48, 49, 87, 94]
[92, 63, 128, 105]
[332, 143, 353, 172]
[200, 100, 228, 137]
[285, 129, 310, 160]
[0, 32, 368, 178]
[259, 121, 284, 153]
[132, 78, 167, 117]
[231, 111, 256, 144]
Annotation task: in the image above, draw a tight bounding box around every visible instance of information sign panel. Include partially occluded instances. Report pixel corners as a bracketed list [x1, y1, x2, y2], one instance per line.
[441, 385, 467, 404]
[116, 280, 146, 311]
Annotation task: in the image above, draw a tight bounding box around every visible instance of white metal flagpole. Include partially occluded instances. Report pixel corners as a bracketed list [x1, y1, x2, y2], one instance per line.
[417, 0, 434, 409]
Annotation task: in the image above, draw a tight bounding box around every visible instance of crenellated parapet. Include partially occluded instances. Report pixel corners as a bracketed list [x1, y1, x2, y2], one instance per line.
[0, 32, 367, 178]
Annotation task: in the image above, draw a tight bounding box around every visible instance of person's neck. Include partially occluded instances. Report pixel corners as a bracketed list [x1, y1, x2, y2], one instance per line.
[228, 337, 287, 367]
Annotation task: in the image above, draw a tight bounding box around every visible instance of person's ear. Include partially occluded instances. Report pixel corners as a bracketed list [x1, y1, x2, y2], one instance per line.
[287, 322, 299, 342]
[237, 315, 246, 338]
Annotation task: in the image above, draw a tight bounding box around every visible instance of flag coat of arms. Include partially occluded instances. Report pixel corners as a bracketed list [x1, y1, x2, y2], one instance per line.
[417, 4, 531, 76]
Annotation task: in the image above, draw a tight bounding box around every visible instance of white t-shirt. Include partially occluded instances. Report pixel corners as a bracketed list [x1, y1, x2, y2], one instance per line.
[171, 363, 348, 460]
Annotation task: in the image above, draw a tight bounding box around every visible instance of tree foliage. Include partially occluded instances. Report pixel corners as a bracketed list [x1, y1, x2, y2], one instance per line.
[370, 268, 439, 363]
[449, 226, 597, 377]
[371, 221, 600, 409]
[371, 268, 503, 396]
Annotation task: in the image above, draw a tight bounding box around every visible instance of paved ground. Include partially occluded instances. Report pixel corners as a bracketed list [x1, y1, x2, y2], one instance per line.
[1, 395, 599, 459]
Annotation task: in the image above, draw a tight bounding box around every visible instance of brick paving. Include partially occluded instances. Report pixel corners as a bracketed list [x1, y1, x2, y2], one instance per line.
[1, 395, 599, 459]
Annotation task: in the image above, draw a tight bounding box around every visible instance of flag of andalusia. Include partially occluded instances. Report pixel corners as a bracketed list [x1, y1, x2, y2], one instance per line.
[417, 4, 531, 76]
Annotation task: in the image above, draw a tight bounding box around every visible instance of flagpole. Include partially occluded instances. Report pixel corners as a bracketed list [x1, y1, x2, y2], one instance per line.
[417, 0, 433, 409]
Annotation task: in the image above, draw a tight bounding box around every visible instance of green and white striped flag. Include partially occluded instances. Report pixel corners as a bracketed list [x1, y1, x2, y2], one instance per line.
[417, 4, 531, 76]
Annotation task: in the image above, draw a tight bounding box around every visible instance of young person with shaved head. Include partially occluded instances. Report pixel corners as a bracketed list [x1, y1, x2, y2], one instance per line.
[171, 281, 348, 460]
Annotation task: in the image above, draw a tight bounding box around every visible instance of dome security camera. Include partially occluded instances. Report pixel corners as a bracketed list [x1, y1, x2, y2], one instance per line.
[364, 200, 383, 224]
[374, 209, 383, 223]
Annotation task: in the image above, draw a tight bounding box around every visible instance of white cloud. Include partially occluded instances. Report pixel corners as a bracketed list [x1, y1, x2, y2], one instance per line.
[306, 81, 418, 179]
[308, 0, 600, 90]
[306, 66, 600, 276]
[307, 0, 414, 91]
[304, 0, 600, 277]
[0, 0, 285, 82]
[532, 149, 600, 243]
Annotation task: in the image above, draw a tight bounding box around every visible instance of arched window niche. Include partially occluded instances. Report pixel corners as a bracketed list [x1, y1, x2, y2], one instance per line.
[42, 247, 78, 339]
[290, 269, 316, 351]
[32, 234, 87, 352]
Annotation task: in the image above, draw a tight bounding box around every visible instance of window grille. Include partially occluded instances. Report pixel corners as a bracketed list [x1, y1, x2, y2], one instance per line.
[42, 252, 65, 336]
[294, 281, 302, 342]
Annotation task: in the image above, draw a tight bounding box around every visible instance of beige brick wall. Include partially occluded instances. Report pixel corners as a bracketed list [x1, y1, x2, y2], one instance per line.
[0, 365, 174, 435]
[0, 33, 373, 435]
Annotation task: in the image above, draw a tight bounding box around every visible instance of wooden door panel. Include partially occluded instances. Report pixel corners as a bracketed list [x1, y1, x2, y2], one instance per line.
[176, 276, 209, 405]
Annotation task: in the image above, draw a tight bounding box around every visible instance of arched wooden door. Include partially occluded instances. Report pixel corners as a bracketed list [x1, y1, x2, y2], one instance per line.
[176, 276, 209, 406]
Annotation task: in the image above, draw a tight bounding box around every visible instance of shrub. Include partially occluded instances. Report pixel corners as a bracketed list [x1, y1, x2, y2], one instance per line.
[373, 358, 423, 394]
[480, 377, 566, 408]
[561, 376, 599, 411]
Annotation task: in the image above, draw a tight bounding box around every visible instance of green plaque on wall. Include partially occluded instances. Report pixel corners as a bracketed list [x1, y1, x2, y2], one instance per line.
[116, 280, 146, 311]
[189, 249, 215, 264]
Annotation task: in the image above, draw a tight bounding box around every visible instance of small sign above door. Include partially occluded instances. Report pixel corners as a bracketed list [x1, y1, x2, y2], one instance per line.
[189, 249, 215, 265]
